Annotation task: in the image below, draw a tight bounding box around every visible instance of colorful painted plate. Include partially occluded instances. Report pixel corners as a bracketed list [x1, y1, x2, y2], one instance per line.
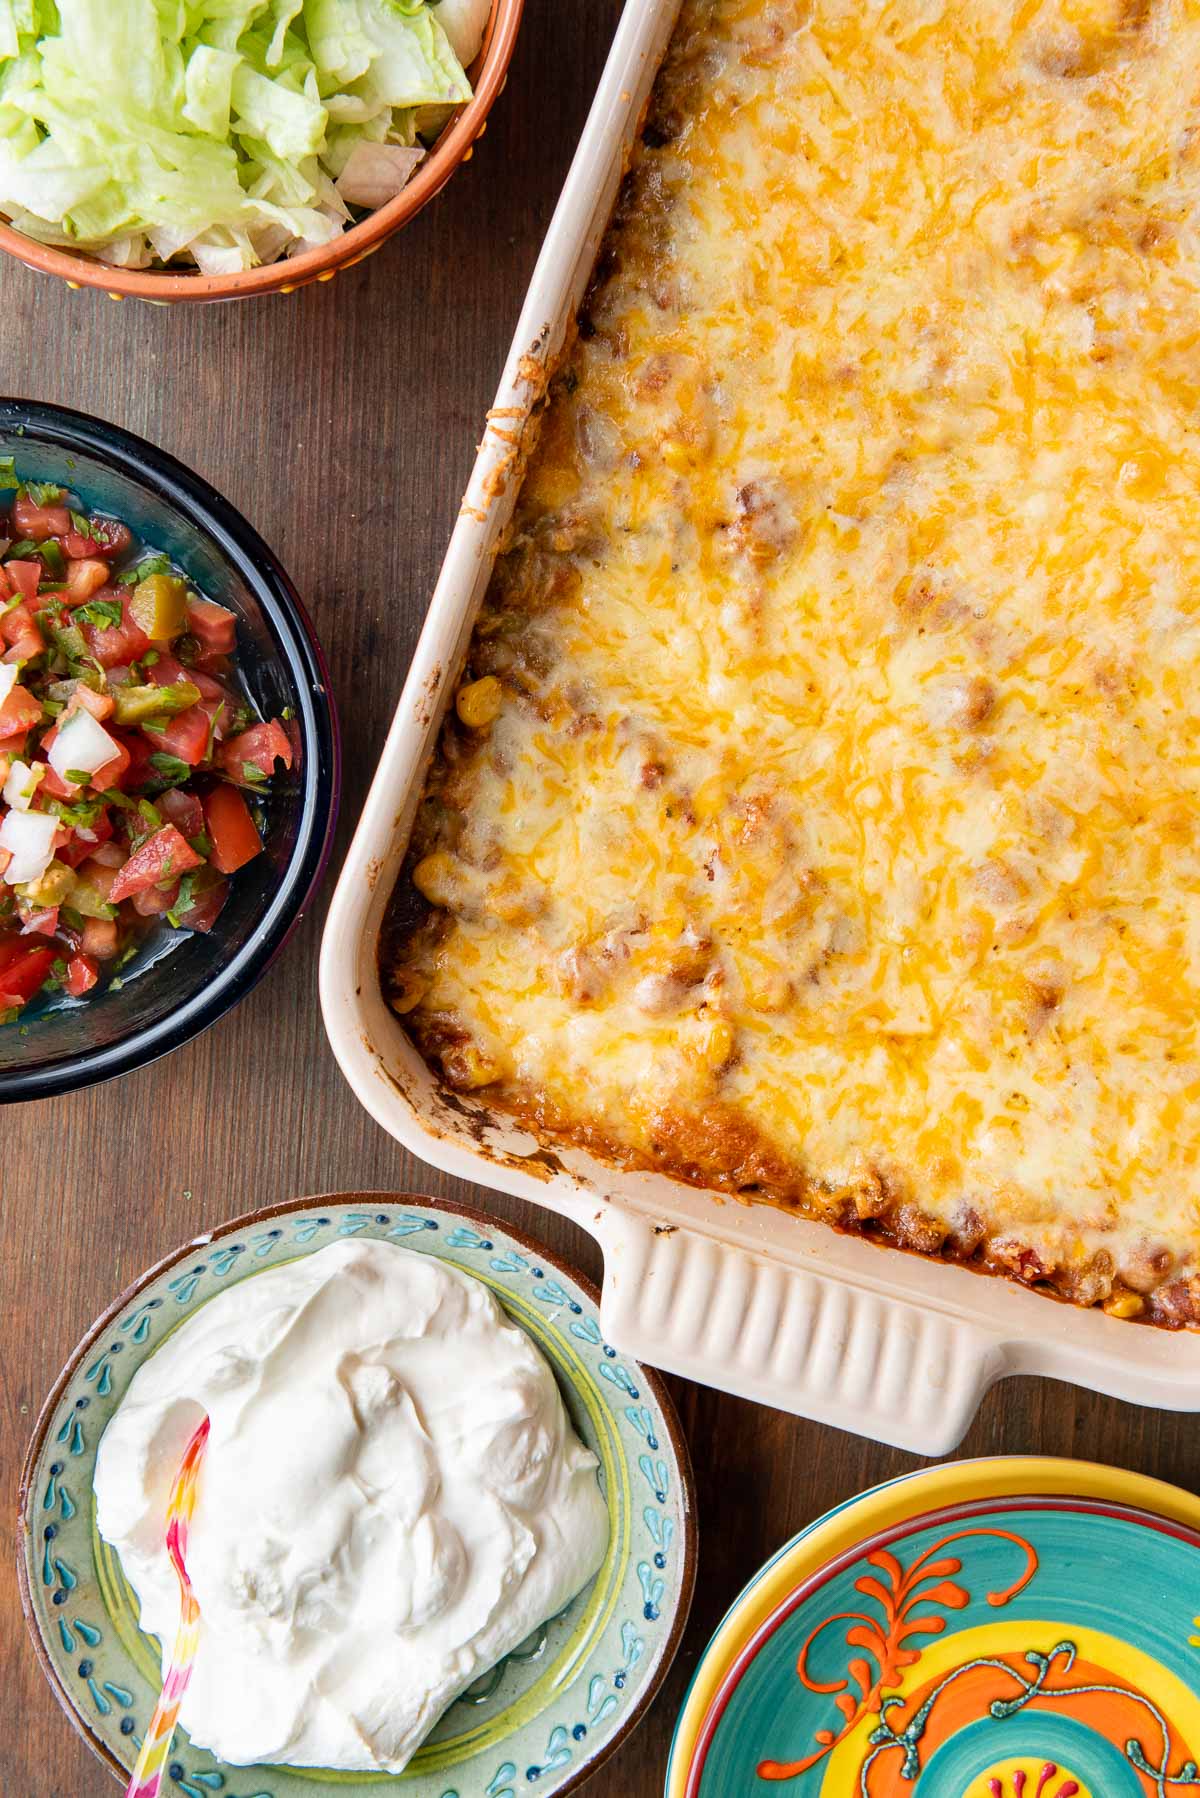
[666, 1457, 1200, 1798]
[18, 1193, 696, 1797]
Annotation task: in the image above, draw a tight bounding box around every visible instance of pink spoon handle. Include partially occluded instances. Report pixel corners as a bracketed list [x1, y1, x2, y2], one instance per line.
[124, 1414, 210, 1798]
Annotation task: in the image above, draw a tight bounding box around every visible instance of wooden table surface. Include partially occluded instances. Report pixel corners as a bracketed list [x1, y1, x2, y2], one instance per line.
[3, 3, 1198, 1792]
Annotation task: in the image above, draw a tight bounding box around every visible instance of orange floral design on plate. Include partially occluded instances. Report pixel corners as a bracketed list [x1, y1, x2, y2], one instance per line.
[757, 1530, 1038, 1782]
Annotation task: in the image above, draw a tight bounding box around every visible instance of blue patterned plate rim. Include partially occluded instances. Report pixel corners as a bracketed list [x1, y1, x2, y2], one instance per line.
[678, 1487, 1200, 1798]
[17, 1191, 698, 1796]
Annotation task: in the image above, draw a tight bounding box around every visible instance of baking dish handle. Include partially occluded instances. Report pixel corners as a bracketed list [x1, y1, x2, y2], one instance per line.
[591, 1206, 1007, 1455]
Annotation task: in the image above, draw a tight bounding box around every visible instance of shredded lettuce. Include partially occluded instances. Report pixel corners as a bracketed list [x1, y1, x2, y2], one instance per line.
[0, 0, 478, 270]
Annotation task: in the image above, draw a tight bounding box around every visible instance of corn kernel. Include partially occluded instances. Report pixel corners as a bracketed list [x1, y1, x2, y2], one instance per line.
[456, 676, 503, 729]
[411, 850, 458, 908]
[387, 968, 428, 1016]
[696, 1017, 735, 1071]
[443, 1044, 501, 1090]
[1103, 1288, 1145, 1320]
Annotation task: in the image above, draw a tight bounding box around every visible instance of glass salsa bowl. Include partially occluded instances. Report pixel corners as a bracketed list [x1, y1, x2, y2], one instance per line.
[0, 399, 338, 1101]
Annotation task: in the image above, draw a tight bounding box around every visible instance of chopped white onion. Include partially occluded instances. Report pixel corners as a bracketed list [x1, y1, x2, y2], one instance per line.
[0, 664, 16, 707]
[3, 758, 42, 812]
[48, 708, 119, 782]
[0, 808, 58, 886]
[335, 141, 425, 211]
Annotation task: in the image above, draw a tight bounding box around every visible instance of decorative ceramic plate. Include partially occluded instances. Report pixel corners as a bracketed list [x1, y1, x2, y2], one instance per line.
[18, 1192, 695, 1797]
[666, 1457, 1200, 1798]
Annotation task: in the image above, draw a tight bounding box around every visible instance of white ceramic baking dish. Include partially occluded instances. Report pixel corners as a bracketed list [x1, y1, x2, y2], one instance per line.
[319, 0, 1200, 1455]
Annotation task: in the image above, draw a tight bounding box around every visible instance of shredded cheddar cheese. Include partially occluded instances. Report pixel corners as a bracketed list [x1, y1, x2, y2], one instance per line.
[388, 0, 1200, 1322]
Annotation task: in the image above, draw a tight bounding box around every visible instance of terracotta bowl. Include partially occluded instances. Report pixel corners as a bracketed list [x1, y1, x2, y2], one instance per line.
[0, 0, 524, 304]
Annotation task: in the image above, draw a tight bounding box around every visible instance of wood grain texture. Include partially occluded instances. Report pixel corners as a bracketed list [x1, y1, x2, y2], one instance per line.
[2, 2, 1198, 1791]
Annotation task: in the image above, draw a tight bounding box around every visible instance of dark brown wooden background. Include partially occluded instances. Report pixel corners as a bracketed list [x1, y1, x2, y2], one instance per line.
[2, 3, 1198, 1791]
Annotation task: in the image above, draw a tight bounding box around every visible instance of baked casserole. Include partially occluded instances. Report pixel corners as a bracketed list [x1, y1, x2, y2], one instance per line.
[383, 0, 1200, 1327]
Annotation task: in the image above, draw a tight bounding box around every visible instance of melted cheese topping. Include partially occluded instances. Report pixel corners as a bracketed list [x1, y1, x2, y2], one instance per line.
[393, 0, 1200, 1318]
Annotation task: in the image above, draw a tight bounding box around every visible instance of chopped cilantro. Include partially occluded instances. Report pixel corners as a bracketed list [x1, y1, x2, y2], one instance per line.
[21, 481, 64, 507]
[188, 832, 212, 857]
[137, 798, 162, 830]
[203, 700, 225, 760]
[5, 539, 40, 559]
[38, 539, 65, 579]
[118, 551, 170, 586]
[0, 592, 20, 616]
[142, 649, 159, 666]
[74, 596, 123, 629]
[65, 769, 93, 786]
[166, 872, 196, 928]
[46, 795, 103, 827]
[149, 752, 191, 784]
[0, 455, 17, 488]
[70, 510, 91, 538]
[59, 905, 84, 931]
[281, 705, 294, 721]
[101, 787, 135, 810]
[241, 762, 268, 788]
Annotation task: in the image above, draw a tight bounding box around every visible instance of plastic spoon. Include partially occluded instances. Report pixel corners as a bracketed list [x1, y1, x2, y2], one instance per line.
[124, 1414, 210, 1798]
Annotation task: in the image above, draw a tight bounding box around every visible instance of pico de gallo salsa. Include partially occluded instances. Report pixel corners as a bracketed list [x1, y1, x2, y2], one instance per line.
[0, 462, 293, 1020]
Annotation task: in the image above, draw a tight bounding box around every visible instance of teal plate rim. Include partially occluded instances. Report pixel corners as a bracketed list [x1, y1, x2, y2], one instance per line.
[17, 1190, 697, 1795]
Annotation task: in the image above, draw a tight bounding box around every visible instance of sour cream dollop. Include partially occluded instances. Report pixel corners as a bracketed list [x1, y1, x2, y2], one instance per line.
[94, 1238, 609, 1774]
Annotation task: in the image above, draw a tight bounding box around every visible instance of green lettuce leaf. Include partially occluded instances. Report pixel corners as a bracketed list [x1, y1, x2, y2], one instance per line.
[0, 0, 473, 268]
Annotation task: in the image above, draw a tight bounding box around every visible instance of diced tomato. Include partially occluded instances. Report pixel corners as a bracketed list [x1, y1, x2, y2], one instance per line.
[132, 879, 180, 917]
[107, 727, 157, 792]
[148, 705, 210, 768]
[87, 518, 133, 561]
[6, 560, 40, 605]
[62, 529, 101, 560]
[218, 720, 292, 785]
[81, 590, 152, 669]
[57, 808, 115, 867]
[65, 558, 110, 606]
[195, 697, 230, 746]
[77, 858, 121, 902]
[88, 738, 131, 792]
[88, 839, 126, 869]
[108, 825, 202, 903]
[20, 907, 58, 937]
[174, 871, 228, 934]
[37, 759, 81, 800]
[80, 917, 119, 958]
[0, 942, 55, 1008]
[64, 952, 99, 996]
[11, 493, 71, 541]
[145, 652, 188, 687]
[0, 681, 43, 736]
[187, 668, 229, 705]
[158, 787, 204, 840]
[186, 598, 237, 654]
[1, 599, 43, 665]
[69, 682, 115, 722]
[203, 784, 261, 874]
